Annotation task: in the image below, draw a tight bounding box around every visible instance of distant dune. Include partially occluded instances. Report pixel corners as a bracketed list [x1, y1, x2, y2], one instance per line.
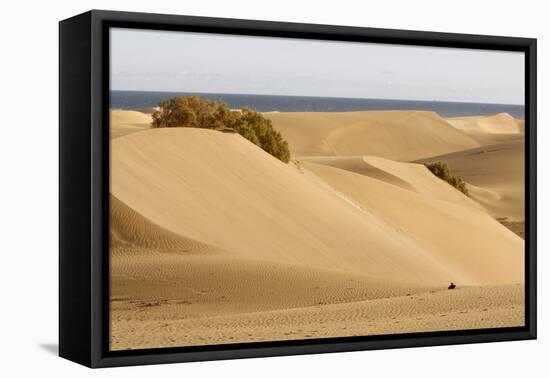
[445, 113, 525, 146]
[446, 113, 524, 135]
[265, 111, 480, 161]
[110, 109, 525, 350]
[110, 110, 152, 139]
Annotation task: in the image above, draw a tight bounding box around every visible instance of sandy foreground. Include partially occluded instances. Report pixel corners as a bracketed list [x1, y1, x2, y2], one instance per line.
[110, 109, 525, 351]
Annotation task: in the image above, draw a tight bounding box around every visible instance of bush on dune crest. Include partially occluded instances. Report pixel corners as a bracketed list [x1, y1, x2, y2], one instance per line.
[152, 96, 290, 163]
[424, 162, 469, 196]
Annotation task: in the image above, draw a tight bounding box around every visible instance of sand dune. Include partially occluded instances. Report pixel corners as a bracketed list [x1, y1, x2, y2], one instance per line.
[111, 196, 431, 305]
[445, 113, 525, 146]
[110, 234, 437, 331]
[300, 156, 482, 210]
[112, 127, 523, 285]
[298, 156, 416, 191]
[110, 194, 220, 254]
[111, 127, 456, 285]
[110, 110, 152, 139]
[265, 111, 480, 161]
[110, 109, 525, 350]
[111, 196, 451, 351]
[417, 113, 525, 232]
[446, 113, 524, 135]
[418, 139, 524, 222]
[302, 161, 523, 285]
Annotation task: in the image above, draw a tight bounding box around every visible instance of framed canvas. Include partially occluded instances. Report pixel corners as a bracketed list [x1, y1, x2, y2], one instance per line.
[59, 10, 537, 368]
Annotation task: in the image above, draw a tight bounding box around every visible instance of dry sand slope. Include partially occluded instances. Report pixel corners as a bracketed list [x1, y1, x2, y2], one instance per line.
[110, 110, 524, 350]
[300, 160, 523, 285]
[446, 113, 525, 228]
[418, 140, 525, 222]
[419, 112, 525, 237]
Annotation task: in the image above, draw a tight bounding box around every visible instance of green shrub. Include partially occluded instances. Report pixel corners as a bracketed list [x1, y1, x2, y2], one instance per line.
[152, 96, 290, 163]
[424, 162, 469, 196]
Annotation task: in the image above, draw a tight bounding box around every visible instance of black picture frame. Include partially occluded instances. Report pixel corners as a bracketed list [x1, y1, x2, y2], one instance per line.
[59, 9, 537, 368]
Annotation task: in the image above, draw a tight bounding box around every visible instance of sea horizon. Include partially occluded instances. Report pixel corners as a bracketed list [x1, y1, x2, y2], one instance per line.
[111, 90, 525, 119]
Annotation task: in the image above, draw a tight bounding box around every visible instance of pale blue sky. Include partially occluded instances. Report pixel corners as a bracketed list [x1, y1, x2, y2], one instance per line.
[110, 28, 525, 105]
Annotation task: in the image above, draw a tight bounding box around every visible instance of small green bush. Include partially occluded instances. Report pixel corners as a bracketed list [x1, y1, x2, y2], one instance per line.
[424, 162, 469, 196]
[152, 96, 290, 163]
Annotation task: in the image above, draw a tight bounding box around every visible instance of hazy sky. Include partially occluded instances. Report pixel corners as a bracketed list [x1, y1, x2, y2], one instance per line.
[111, 28, 525, 105]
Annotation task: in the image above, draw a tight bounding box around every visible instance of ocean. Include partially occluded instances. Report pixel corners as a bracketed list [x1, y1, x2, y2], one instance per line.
[111, 91, 525, 119]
